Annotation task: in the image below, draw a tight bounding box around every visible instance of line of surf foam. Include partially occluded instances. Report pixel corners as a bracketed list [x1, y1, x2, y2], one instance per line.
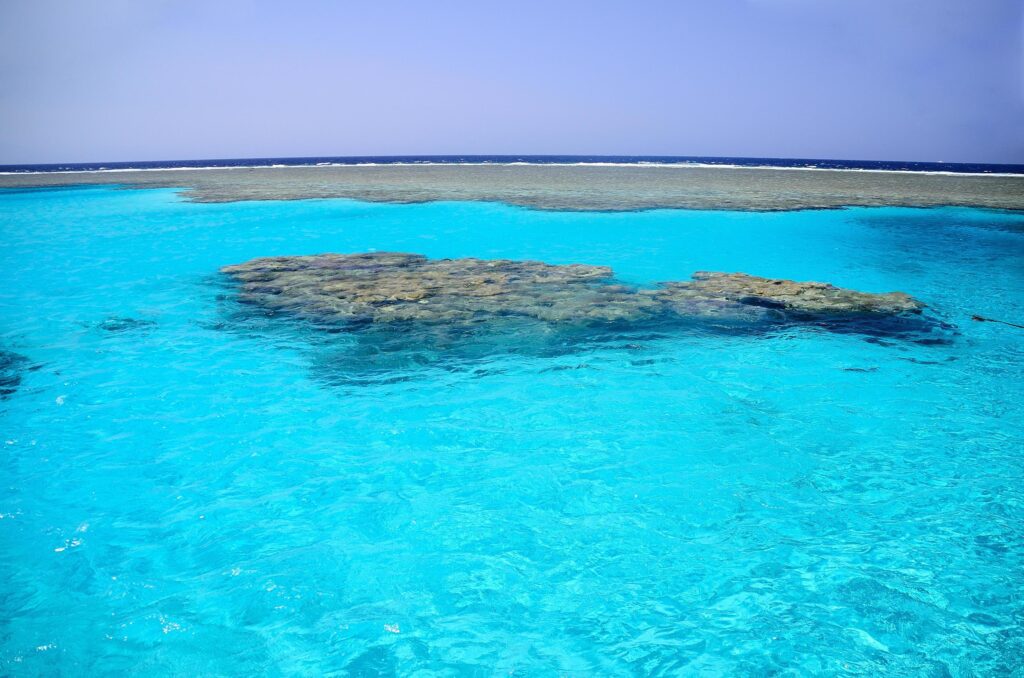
[2, 161, 1022, 178]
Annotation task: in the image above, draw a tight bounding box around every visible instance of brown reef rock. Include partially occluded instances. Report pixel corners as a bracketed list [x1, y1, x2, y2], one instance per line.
[221, 252, 924, 329]
[656, 272, 923, 318]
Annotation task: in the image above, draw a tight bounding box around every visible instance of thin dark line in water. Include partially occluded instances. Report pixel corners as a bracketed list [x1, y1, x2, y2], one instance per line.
[3, 154, 1024, 175]
[972, 315, 1024, 330]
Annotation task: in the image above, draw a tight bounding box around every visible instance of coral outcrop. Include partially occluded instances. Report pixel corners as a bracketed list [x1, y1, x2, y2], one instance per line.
[222, 252, 925, 329]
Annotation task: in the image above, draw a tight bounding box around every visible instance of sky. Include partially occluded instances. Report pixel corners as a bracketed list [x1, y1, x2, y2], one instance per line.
[0, 0, 1022, 165]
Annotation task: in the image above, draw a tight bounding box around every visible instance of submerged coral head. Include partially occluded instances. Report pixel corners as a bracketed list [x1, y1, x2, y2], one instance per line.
[220, 252, 929, 337]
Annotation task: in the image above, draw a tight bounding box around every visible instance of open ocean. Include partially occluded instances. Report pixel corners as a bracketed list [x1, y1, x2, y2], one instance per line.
[2, 154, 1024, 175]
[1, 178, 1023, 674]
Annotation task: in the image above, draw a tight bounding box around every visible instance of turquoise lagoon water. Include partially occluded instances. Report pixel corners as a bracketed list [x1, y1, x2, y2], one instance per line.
[1, 186, 1023, 676]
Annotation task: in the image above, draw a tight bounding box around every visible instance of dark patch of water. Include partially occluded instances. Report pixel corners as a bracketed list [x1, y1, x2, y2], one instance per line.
[0, 349, 31, 399]
[214, 286, 956, 388]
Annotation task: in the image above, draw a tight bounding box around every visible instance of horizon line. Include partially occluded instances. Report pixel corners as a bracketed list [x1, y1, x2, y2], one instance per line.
[3, 153, 1024, 170]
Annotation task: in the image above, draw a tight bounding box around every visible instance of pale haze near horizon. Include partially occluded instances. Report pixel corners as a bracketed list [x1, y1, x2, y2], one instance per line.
[0, 0, 1022, 165]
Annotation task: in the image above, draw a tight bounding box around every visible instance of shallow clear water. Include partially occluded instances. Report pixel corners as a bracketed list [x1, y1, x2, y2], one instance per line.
[1, 187, 1023, 675]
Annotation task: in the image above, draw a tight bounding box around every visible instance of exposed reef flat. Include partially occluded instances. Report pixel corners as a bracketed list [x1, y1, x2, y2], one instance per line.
[221, 252, 931, 341]
[3, 164, 1024, 211]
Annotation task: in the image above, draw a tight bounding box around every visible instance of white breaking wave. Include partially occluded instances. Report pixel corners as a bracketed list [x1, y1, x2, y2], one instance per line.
[1, 161, 1021, 178]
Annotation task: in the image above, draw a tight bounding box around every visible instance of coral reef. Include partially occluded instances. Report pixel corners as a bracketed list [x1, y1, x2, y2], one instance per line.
[222, 252, 924, 329]
[0, 350, 29, 399]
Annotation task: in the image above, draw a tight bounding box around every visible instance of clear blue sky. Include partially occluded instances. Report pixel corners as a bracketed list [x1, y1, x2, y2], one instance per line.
[1, 0, 1021, 164]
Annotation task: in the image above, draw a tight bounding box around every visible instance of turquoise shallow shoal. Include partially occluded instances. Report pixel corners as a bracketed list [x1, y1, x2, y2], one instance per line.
[1, 187, 1023, 675]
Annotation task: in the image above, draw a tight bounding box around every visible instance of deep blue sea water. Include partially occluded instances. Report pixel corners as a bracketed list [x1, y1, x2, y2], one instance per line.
[2, 154, 1023, 174]
[1, 186, 1023, 675]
